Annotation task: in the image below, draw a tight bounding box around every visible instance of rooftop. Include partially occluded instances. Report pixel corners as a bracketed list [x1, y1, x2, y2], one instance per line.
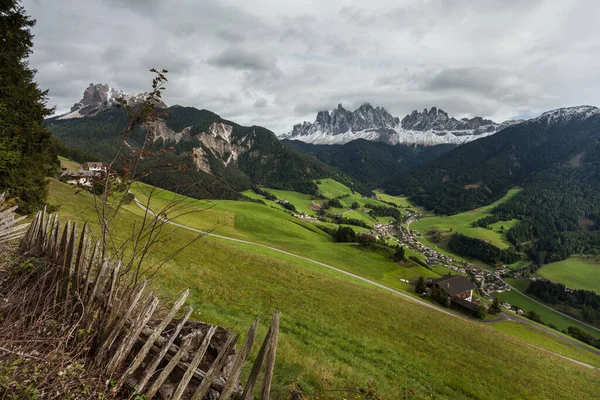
[432, 275, 475, 297]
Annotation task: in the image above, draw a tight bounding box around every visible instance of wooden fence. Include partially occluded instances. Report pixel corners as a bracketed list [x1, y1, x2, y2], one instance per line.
[18, 208, 280, 399]
[0, 193, 29, 244]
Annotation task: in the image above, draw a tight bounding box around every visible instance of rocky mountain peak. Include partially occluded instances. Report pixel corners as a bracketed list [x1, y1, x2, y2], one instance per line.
[400, 106, 496, 132]
[533, 105, 600, 124]
[283, 103, 513, 146]
[59, 83, 167, 120]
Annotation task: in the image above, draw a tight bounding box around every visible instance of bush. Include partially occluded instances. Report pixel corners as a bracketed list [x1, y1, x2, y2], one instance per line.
[334, 226, 357, 243]
[122, 192, 136, 205]
[475, 305, 487, 320]
[526, 310, 544, 324]
[357, 233, 377, 247]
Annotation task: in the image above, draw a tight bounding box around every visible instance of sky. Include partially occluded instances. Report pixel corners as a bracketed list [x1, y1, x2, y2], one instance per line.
[24, 0, 600, 134]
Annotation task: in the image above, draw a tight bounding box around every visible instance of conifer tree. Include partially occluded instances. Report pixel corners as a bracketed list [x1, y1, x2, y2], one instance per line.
[0, 0, 56, 212]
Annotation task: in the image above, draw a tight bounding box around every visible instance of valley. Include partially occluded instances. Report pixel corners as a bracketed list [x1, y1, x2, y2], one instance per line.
[44, 178, 600, 399]
[5, 2, 600, 398]
[411, 188, 522, 251]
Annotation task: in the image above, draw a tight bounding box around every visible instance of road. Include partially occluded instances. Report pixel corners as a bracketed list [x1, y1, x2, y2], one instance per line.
[135, 199, 599, 370]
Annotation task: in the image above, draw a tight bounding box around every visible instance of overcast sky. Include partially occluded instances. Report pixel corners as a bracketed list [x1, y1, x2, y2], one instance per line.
[24, 0, 600, 134]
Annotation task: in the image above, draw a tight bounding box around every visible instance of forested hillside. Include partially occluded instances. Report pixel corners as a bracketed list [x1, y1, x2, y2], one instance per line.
[46, 105, 360, 199]
[283, 138, 455, 187]
[386, 107, 600, 263]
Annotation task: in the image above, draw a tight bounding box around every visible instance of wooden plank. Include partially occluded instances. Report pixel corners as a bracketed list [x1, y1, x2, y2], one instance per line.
[107, 294, 160, 376]
[62, 222, 77, 307]
[96, 279, 147, 361]
[85, 259, 109, 312]
[137, 306, 193, 392]
[42, 213, 54, 250]
[54, 221, 71, 305]
[191, 332, 239, 400]
[82, 240, 100, 302]
[261, 311, 280, 400]
[171, 325, 218, 400]
[73, 222, 88, 294]
[116, 289, 189, 392]
[34, 207, 46, 253]
[145, 335, 195, 399]
[241, 324, 273, 400]
[220, 318, 259, 400]
[49, 218, 60, 261]
[106, 261, 122, 310]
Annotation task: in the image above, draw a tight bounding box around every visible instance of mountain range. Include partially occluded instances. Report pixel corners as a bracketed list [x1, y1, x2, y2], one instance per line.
[282, 103, 524, 146]
[386, 105, 600, 263]
[47, 84, 361, 200]
[48, 84, 600, 263]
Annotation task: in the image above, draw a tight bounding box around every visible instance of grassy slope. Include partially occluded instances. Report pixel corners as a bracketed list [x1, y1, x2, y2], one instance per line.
[496, 279, 600, 339]
[261, 179, 395, 226]
[538, 256, 600, 293]
[488, 321, 600, 368]
[46, 180, 600, 399]
[58, 155, 81, 172]
[374, 190, 427, 214]
[411, 188, 522, 250]
[132, 182, 437, 291]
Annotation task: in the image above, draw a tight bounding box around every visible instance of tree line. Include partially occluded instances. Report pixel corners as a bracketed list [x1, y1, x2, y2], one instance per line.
[448, 233, 520, 265]
[527, 279, 600, 322]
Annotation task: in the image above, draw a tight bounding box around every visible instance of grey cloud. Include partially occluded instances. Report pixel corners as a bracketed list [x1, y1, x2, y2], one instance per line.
[216, 29, 245, 43]
[207, 47, 277, 71]
[21, 0, 600, 134]
[253, 98, 267, 108]
[426, 67, 504, 93]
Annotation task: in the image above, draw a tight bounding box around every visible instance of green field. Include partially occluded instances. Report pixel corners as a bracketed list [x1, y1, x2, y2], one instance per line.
[246, 180, 397, 230]
[489, 321, 600, 368]
[495, 280, 600, 339]
[133, 182, 436, 289]
[373, 190, 427, 214]
[45, 180, 600, 399]
[58, 155, 81, 172]
[412, 188, 522, 250]
[539, 256, 600, 293]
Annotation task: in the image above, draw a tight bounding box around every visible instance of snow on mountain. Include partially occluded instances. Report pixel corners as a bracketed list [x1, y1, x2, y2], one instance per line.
[58, 83, 166, 120]
[283, 104, 516, 146]
[531, 105, 600, 124]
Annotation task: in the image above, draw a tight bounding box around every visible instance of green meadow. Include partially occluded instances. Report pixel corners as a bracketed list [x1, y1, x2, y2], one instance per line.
[131, 182, 436, 290]
[496, 279, 600, 339]
[245, 179, 396, 231]
[58, 155, 81, 172]
[488, 321, 600, 368]
[45, 180, 600, 399]
[538, 256, 600, 293]
[411, 188, 522, 250]
[373, 190, 427, 214]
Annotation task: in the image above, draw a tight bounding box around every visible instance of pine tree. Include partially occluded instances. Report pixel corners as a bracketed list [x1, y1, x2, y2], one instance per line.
[394, 246, 405, 262]
[415, 276, 426, 294]
[0, 0, 56, 212]
[491, 297, 502, 314]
